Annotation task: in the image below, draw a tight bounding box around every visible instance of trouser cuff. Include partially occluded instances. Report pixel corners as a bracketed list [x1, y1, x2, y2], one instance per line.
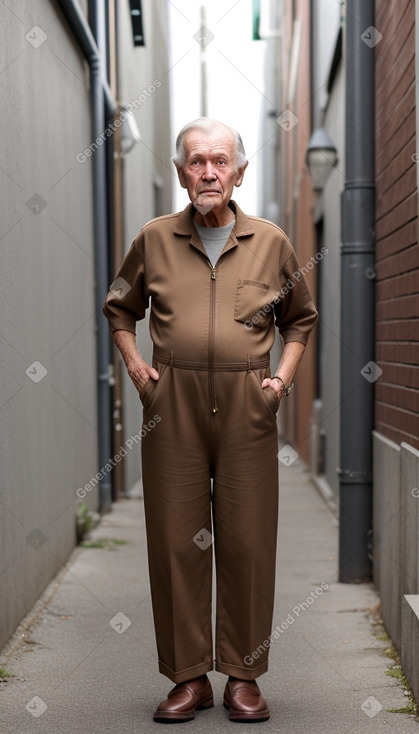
[159, 659, 214, 684]
[215, 658, 268, 680]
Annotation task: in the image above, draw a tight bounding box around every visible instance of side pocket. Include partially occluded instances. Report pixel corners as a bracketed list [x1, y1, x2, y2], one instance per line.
[138, 377, 157, 411]
[263, 385, 280, 415]
[138, 364, 166, 411]
[249, 369, 280, 417]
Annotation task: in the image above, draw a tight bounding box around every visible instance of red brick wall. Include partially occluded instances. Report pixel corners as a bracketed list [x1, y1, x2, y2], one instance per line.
[375, 0, 419, 449]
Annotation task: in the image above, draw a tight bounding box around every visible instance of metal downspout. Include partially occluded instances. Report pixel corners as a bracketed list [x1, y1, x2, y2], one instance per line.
[56, 0, 117, 512]
[108, 0, 126, 499]
[339, 0, 375, 581]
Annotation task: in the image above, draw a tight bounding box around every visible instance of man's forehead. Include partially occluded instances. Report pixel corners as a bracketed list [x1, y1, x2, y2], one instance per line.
[183, 128, 236, 156]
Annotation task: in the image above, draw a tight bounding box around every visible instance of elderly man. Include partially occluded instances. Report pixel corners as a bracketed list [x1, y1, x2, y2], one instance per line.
[103, 118, 317, 723]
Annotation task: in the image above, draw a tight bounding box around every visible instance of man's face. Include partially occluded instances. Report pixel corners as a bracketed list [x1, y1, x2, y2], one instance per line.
[176, 127, 247, 216]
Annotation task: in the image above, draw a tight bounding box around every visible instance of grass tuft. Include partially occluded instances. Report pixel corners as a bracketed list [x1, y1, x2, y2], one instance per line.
[80, 537, 127, 550]
[368, 602, 417, 717]
[0, 668, 14, 680]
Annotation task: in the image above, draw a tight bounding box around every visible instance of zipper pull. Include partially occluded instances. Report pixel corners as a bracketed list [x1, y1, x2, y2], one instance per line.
[211, 267, 216, 280]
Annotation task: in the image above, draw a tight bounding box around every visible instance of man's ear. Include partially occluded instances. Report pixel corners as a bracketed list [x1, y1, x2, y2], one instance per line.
[234, 161, 248, 188]
[176, 166, 188, 189]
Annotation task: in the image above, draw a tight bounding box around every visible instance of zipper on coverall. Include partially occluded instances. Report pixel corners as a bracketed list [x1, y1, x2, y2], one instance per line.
[208, 264, 218, 414]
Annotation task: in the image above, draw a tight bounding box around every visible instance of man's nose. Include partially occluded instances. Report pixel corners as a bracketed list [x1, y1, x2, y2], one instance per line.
[202, 162, 217, 180]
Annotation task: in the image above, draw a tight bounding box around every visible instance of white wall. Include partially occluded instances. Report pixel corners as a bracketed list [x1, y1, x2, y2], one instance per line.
[311, 0, 342, 129]
[316, 61, 345, 497]
[115, 0, 172, 494]
[311, 0, 344, 498]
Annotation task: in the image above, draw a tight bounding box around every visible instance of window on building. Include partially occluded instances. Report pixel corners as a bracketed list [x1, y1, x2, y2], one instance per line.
[129, 0, 145, 46]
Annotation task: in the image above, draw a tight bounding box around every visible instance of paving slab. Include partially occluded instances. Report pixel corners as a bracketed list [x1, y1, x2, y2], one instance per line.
[0, 459, 418, 733]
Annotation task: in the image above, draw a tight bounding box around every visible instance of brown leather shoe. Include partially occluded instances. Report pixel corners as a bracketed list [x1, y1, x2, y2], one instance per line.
[223, 677, 270, 722]
[153, 675, 214, 723]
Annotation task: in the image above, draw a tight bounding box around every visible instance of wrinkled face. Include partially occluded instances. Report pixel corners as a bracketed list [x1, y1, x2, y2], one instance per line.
[176, 127, 247, 215]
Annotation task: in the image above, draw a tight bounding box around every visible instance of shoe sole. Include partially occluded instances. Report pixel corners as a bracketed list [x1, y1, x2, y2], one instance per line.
[223, 699, 270, 722]
[153, 697, 214, 723]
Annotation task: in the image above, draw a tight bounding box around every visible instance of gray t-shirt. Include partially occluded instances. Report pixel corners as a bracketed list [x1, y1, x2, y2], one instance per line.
[194, 219, 236, 267]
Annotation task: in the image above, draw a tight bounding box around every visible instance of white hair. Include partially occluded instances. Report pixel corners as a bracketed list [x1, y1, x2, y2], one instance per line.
[172, 117, 248, 169]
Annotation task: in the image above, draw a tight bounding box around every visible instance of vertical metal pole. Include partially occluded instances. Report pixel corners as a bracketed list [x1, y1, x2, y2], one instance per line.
[90, 0, 113, 512]
[108, 0, 125, 500]
[200, 5, 208, 116]
[339, 0, 375, 581]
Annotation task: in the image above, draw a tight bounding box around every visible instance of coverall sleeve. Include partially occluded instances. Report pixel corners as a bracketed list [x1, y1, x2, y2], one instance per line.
[273, 244, 318, 345]
[102, 234, 148, 335]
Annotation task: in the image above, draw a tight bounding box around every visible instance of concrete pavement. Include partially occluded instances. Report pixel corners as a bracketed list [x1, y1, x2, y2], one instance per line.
[0, 456, 418, 733]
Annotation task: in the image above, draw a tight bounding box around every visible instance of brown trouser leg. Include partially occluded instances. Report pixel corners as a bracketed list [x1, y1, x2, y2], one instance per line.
[141, 361, 279, 684]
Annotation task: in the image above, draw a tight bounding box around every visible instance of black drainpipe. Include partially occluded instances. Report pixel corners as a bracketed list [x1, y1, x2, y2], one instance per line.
[339, 0, 376, 581]
[56, 0, 117, 512]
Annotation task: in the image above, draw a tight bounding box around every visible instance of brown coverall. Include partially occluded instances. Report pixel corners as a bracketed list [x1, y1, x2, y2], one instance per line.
[103, 200, 318, 683]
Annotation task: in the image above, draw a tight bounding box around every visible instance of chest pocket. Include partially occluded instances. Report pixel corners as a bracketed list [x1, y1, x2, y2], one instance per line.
[234, 279, 273, 328]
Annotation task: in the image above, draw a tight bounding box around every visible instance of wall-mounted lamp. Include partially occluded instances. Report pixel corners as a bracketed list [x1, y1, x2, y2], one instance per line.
[305, 128, 338, 191]
[120, 106, 141, 155]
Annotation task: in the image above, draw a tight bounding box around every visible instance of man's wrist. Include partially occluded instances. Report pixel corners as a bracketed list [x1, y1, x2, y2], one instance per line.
[271, 375, 294, 396]
[125, 354, 144, 373]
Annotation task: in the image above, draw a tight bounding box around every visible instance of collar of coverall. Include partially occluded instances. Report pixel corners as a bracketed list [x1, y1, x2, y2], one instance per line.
[174, 200, 255, 238]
